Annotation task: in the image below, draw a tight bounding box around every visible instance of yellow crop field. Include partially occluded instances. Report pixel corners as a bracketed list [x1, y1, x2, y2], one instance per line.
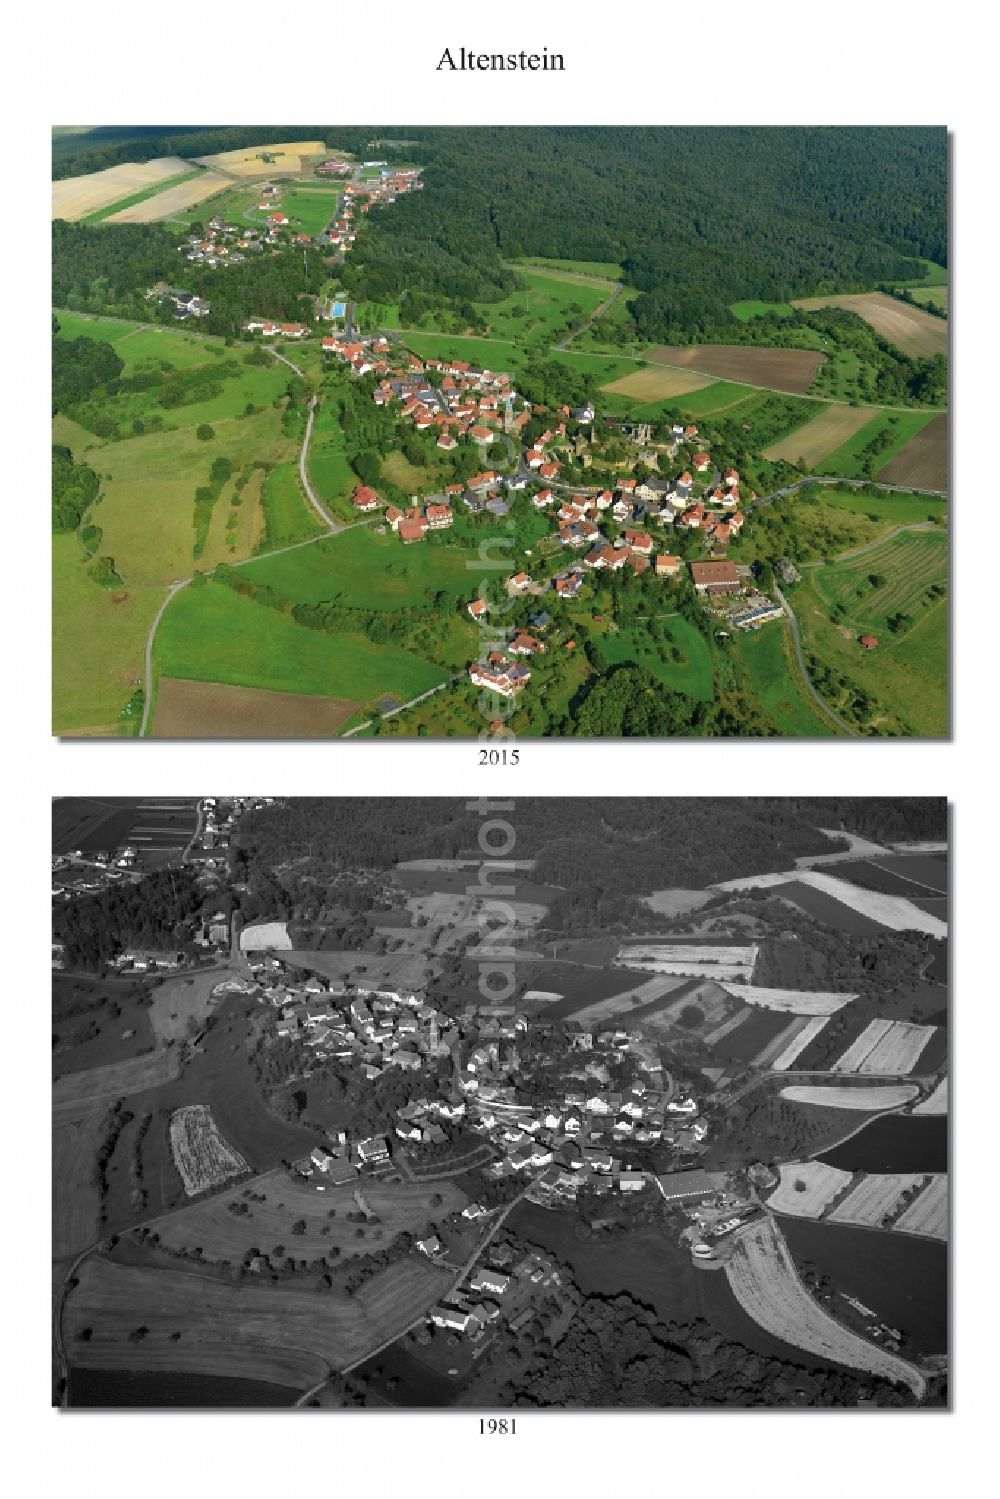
[766, 1160, 853, 1217]
[894, 1174, 947, 1240]
[828, 1173, 927, 1228]
[792, 292, 946, 358]
[52, 158, 192, 220]
[107, 171, 230, 222]
[194, 140, 328, 178]
[763, 403, 876, 465]
[601, 366, 714, 401]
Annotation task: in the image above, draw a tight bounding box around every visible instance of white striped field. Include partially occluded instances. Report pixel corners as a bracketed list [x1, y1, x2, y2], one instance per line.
[831, 1018, 895, 1073]
[828, 1174, 927, 1228]
[712, 869, 947, 938]
[771, 1017, 830, 1070]
[752, 1016, 813, 1068]
[779, 1083, 919, 1110]
[858, 1022, 936, 1075]
[767, 1161, 853, 1218]
[717, 981, 856, 1017]
[894, 1175, 948, 1240]
[912, 1076, 948, 1115]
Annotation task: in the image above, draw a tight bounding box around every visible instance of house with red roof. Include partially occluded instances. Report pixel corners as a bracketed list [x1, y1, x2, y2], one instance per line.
[352, 486, 382, 513]
[425, 503, 454, 530]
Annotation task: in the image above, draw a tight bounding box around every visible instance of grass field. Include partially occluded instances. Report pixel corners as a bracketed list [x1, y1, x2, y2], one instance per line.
[64, 1252, 453, 1387]
[670, 381, 758, 415]
[154, 579, 450, 708]
[650, 344, 825, 395]
[730, 300, 795, 321]
[53, 1048, 180, 1107]
[82, 406, 294, 586]
[587, 613, 714, 701]
[154, 1175, 468, 1262]
[275, 186, 341, 236]
[512, 256, 625, 281]
[730, 620, 837, 737]
[259, 462, 326, 549]
[54, 311, 143, 345]
[791, 292, 947, 359]
[53, 532, 164, 735]
[244, 526, 504, 611]
[763, 404, 877, 466]
[907, 286, 948, 312]
[878, 413, 948, 491]
[819, 410, 941, 481]
[307, 399, 359, 514]
[53, 1099, 109, 1257]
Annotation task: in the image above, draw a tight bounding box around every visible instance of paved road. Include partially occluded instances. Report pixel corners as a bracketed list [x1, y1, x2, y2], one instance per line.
[773, 582, 859, 738]
[138, 580, 191, 737]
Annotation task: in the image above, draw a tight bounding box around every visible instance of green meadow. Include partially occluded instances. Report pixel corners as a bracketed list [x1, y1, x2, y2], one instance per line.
[821, 409, 939, 478]
[730, 620, 836, 738]
[155, 580, 451, 705]
[259, 462, 326, 549]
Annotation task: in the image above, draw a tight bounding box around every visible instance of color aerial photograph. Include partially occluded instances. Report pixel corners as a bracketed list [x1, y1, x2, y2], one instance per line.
[51, 796, 949, 1409]
[51, 126, 948, 739]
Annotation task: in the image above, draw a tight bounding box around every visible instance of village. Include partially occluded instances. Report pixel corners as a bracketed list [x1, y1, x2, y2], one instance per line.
[312, 331, 787, 705]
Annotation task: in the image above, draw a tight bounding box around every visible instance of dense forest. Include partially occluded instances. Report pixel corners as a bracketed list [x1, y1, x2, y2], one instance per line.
[232, 798, 944, 901]
[53, 869, 206, 969]
[53, 126, 376, 179]
[342, 127, 947, 337]
[498, 1292, 913, 1407]
[52, 445, 99, 532]
[52, 321, 124, 410]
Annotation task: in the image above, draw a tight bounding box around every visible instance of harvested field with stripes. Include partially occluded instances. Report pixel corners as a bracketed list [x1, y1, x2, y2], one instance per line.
[894, 1174, 947, 1240]
[706, 1006, 792, 1063]
[169, 1106, 250, 1197]
[772, 1018, 830, 1070]
[828, 1174, 928, 1228]
[194, 140, 327, 177]
[792, 292, 946, 359]
[748, 1016, 815, 1068]
[780, 1084, 919, 1110]
[913, 1076, 948, 1115]
[615, 943, 757, 979]
[878, 412, 948, 491]
[767, 1161, 853, 1218]
[549, 974, 686, 1027]
[831, 1019, 895, 1073]
[763, 403, 876, 465]
[717, 980, 856, 1016]
[725, 1217, 925, 1399]
[53, 157, 192, 219]
[858, 1022, 936, 1075]
[107, 171, 230, 222]
[63, 1252, 453, 1387]
[649, 344, 824, 395]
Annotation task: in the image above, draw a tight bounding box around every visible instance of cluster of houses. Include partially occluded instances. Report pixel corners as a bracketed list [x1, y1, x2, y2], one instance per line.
[427, 1245, 564, 1339]
[251, 963, 457, 1079]
[148, 286, 212, 321]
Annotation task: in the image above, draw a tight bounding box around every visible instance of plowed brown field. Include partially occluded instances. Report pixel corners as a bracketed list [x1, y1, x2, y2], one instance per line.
[878, 413, 948, 490]
[650, 345, 824, 395]
[152, 679, 357, 737]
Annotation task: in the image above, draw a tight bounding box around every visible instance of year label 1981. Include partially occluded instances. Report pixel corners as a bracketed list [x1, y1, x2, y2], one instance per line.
[479, 1417, 516, 1434]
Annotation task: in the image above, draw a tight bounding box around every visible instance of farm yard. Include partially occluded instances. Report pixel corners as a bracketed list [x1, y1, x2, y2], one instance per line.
[648, 344, 825, 395]
[725, 1217, 925, 1399]
[766, 1161, 853, 1218]
[152, 679, 358, 738]
[63, 1252, 453, 1388]
[169, 1106, 250, 1196]
[779, 1084, 919, 1110]
[152, 1175, 468, 1263]
[791, 292, 947, 359]
[894, 1175, 947, 1240]
[827, 1174, 928, 1229]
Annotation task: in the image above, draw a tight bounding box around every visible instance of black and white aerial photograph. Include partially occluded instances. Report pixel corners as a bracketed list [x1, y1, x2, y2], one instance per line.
[51, 795, 949, 1410]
